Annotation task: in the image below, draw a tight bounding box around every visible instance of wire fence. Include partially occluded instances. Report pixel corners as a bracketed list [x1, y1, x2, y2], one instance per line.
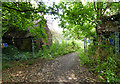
[83, 32, 119, 56]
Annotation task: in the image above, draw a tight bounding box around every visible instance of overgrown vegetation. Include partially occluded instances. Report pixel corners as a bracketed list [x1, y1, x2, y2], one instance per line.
[57, 2, 120, 82]
[79, 43, 120, 82]
[2, 40, 79, 70]
[36, 40, 79, 58]
[2, 2, 58, 37]
[2, 1, 120, 83]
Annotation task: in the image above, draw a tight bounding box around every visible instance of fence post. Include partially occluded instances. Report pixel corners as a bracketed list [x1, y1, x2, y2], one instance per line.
[84, 37, 87, 55]
[32, 38, 35, 57]
[0, 1, 2, 83]
[115, 32, 119, 56]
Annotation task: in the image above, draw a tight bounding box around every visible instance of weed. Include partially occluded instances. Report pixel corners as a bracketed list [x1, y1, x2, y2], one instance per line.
[2, 64, 13, 70]
[26, 59, 34, 65]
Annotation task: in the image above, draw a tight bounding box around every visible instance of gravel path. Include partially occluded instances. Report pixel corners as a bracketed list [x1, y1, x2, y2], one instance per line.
[2, 52, 97, 83]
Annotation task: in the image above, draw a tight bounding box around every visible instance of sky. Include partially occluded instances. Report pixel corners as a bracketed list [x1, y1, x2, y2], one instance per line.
[31, 0, 62, 33]
[44, 0, 62, 33]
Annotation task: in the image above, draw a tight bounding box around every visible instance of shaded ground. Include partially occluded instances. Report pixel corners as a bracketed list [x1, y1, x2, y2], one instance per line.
[2, 52, 97, 83]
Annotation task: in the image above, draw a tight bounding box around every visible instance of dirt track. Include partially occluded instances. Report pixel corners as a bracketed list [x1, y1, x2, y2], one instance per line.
[2, 52, 97, 83]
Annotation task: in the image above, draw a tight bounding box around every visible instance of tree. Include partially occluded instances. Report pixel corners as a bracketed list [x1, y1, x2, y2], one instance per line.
[2, 1, 58, 39]
[57, 1, 120, 40]
[93, 1, 120, 41]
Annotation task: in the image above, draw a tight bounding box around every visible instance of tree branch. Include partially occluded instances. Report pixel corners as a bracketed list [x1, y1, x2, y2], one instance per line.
[3, 4, 58, 15]
[94, 2, 97, 12]
[96, 1, 99, 19]
[101, 2, 112, 16]
[3, 4, 42, 13]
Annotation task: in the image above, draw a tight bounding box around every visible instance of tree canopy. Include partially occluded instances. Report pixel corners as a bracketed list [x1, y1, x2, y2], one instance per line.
[57, 1, 120, 39]
[2, 2, 58, 39]
[2, 1, 120, 40]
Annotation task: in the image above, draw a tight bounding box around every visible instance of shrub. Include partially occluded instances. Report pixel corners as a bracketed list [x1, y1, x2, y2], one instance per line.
[37, 40, 79, 59]
[78, 44, 119, 82]
[2, 40, 80, 69]
[2, 44, 33, 61]
[2, 64, 13, 70]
